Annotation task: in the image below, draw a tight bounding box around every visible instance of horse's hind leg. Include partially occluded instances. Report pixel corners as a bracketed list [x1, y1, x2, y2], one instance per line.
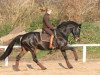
[61, 50, 73, 69]
[30, 48, 47, 70]
[13, 47, 27, 71]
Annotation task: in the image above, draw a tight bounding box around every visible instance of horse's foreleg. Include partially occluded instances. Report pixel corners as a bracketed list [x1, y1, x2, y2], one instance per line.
[72, 49, 78, 61]
[13, 47, 27, 71]
[68, 47, 78, 61]
[31, 50, 47, 70]
[61, 50, 73, 69]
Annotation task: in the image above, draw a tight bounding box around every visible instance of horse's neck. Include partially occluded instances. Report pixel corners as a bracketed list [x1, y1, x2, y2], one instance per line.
[56, 27, 71, 40]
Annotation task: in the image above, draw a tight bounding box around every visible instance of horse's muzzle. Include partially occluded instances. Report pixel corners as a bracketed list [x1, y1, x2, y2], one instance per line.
[75, 37, 80, 42]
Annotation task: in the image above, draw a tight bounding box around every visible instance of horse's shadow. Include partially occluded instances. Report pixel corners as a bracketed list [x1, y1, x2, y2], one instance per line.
[12, 64, 34, 71]
[58, 63, 68, 69]
[26, 64, 34, 69]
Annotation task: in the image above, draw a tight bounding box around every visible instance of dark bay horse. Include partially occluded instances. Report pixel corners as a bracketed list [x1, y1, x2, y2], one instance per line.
[0, 21, 81, 71]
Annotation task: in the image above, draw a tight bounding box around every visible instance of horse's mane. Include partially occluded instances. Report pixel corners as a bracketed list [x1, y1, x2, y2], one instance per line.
[57, 21, 80, 28]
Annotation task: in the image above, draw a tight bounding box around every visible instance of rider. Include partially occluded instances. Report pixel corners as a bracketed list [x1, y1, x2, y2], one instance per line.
[42, 8, 54, 49]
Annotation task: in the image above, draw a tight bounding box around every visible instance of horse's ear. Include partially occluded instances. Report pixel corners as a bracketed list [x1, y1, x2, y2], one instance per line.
[79, 23, 81, 26]
[79, 23, 82, 27]
[78, 23, 82, 29]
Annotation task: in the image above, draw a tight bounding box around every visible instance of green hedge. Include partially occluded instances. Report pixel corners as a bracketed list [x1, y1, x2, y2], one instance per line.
[0, 24, 12, 37]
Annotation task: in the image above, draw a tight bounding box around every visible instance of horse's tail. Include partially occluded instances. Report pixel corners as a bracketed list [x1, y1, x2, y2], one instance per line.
[0, 35, 23, 60]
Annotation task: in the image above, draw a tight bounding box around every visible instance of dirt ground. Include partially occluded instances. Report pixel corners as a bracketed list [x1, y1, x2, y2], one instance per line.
[0, 60, 100, 75]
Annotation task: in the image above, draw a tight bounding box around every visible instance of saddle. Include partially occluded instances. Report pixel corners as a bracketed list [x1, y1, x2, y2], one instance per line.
[40, 32, 51, 42]
[40, 30, 56, 42]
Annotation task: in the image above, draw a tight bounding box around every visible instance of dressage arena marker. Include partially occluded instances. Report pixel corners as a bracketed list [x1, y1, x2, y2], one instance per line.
[0, 44, 100, 66]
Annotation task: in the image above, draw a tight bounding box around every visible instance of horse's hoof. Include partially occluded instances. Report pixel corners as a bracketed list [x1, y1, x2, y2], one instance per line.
[75, 58, 78, 61]
[41, 67, 47, 70]
[68, 66, 73, 69]
[12, 65, 20, 71]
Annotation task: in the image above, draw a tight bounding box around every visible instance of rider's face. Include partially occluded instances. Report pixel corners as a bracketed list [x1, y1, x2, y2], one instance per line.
[47, 10, 52, 15]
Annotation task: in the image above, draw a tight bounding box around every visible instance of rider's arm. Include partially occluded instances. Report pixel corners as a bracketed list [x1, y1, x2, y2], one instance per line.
[44, 15, 54, 29]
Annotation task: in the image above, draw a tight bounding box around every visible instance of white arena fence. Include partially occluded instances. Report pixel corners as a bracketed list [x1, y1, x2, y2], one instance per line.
[0, 44, 100, 66]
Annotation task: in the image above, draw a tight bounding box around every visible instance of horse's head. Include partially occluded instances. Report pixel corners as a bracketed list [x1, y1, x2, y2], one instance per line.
[71, 24, 81, 42]
[57, 21, 81, 42]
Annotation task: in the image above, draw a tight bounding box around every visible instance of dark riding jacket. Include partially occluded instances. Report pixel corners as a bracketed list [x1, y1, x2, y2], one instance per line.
[43, 13, 54, 29]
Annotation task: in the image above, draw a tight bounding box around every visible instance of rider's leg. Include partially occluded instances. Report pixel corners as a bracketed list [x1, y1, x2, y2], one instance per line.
[49, 34, 54, 48]
[43, 28, 54, 48]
